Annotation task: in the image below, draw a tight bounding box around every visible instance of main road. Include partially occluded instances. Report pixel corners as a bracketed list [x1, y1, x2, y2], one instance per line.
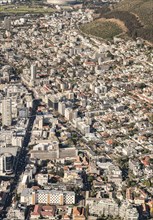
[0, 99, 40, 219]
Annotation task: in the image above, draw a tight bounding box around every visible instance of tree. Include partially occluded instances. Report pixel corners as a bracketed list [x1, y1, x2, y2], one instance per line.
[56, 168, 64, 177]
[143, 180, 151, 187]
[64, 160, 72, 166]
[128, 180, 137, 187]
[15, 193, 20, 201]
[87, 175, 94, 182]
[85, 205, 89, 218]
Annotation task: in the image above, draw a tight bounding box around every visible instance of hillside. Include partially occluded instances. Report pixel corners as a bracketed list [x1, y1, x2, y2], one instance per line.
[81, 0, 153, 43]
[103, 0, 153, 43]
[114, 0, 152, 28]
[80, 19, 124, 40]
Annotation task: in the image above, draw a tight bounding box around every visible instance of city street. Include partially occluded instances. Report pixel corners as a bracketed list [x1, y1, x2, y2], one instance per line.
[0, 99, 40, 219]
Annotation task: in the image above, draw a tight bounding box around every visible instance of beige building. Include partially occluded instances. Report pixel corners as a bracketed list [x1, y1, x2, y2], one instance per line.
[30, 141, 59, 160]
[63, 170, 79, 183]
[2, 98, 12, 126]
[37, 174, 49, 186]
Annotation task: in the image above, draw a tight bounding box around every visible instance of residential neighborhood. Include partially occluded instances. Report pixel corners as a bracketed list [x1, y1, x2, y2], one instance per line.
[0, 6, 152, 220]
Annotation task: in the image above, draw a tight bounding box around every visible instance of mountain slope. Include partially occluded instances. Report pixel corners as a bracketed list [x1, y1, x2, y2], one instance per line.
[81, 0, 153, 43]
[114, 0, 152, 28]
[103, 0, 153, 42]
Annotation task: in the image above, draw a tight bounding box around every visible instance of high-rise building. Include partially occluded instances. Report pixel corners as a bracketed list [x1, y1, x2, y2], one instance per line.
[65, 108, 73, 121]
[73, 110, 78, 119]
[38, 116, 43, 130]
[58, 102, 65, 116]
[48, 96, 58, 111]
[68, 92, 74, 100]
[30, 65, 36, 81]
[0, 153, 14, 175]
[4, 17, 11, 31]
[2, 98, 12, 127]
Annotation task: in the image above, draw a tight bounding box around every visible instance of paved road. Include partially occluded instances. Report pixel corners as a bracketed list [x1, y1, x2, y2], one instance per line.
[0, 99, 40, 219]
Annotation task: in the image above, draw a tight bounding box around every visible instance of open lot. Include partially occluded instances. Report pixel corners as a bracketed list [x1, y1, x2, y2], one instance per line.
[0, 5, 55, 14]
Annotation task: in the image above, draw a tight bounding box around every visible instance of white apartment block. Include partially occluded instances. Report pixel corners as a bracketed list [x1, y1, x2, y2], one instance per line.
[2, 98, 12, 126]
[21, 189, 75, 206]
[86, 198, 119, 217]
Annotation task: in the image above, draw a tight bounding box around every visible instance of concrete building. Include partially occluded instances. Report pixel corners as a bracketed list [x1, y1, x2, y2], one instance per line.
[21, 189, 75, 206]
[0, 147, 18, 176]
[18, 107, 29, 118]
[7, 208, 25, 220]
[31, 64, 36, 81]
[2, 98, 12, 126]
[12, 136, 23, 147]
[37, 174, 49, 186]
[30, 141, 59, 160]
[48, 96, 58, 111]
[58, 101, 66, 116]
[86, 198, 119, 217]
[78, 122, 90, 135]
[125, 206, 139, 220]
[0, 153, 14, 175]
[65, 107, 73, 121]
[119, 202, 139, 220]
[59, 147, 78, 160]
[4, 17, 11, 31]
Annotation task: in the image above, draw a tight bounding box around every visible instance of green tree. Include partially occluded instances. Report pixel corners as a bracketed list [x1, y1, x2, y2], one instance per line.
[87, 175, 94, 182]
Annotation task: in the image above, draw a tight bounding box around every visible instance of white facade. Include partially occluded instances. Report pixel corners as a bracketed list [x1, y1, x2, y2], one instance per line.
[2, 98, 12, 126]
[119, 202, 139, 220]
[65, 107, 72, 120]
[58, 102, 65, 116]
[37, 191, 49, 204]
[21, 189, 75, 205]
[86, 198, 119, 217]
[0, 153, 14, 175]
[37, 174, 48, 186]
[50, 191, 63, 205]
[31, 64, 36, 81]
[12, 136, 23, 147]
[64, 192, 75, 204]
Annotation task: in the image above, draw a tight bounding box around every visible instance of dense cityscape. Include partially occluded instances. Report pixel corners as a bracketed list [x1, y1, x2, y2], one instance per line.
[0, 1, 153, 220]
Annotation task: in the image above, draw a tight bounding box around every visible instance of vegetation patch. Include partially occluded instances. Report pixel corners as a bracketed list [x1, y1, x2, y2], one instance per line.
[80, 19, 123, 40]
[114, 0, 152, 28]
[0, 5, 55, 14]
[99, 0, 153, 43]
